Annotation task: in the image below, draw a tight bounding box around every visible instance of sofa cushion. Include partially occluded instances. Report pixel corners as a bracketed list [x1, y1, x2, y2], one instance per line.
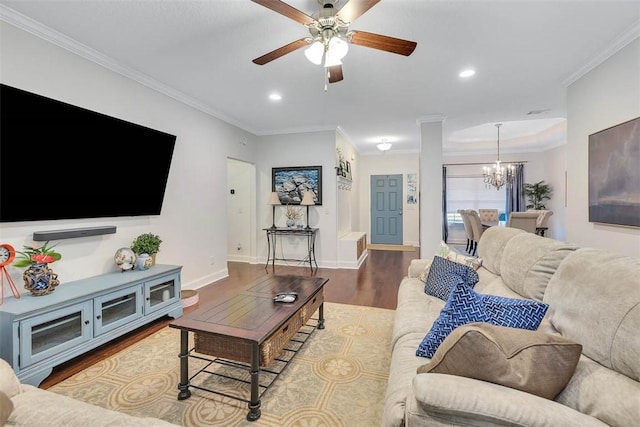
[423, 256, 480, 300]
[416, 282, 490, 358]
[434, 241, 483, 270]
[482, 294, 548, 330]
[477, 226, 525, 275]
[0, 391, 13, 426]
[416, 282, 549, 358]
[499, 232, 577, 301]
[418, 242, 482, 282]
[417, 322, 582, 399]
[544, 248, 640, 383]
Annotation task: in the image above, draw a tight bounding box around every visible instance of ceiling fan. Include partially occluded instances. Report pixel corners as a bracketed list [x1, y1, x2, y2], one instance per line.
[251, 0, 417, 84]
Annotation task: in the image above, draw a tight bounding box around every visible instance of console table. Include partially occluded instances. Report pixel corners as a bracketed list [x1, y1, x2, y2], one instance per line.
[264, 227, 318, 273]
[0, 264, 182, 386]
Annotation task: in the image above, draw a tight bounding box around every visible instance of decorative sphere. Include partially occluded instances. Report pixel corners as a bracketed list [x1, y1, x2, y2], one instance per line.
[114, 247, 136, 271]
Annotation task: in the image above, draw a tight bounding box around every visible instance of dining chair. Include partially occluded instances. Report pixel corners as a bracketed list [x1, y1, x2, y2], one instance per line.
[478, 209, 499, 223]
[466, 210, 484, 256]
[507, 212, 540, 234]
[526, 209, 554, 236]
[457, 209, 474, 253]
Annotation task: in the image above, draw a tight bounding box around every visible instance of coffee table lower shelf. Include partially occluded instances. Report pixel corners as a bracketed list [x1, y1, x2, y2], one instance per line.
[176, 319, 321, 421]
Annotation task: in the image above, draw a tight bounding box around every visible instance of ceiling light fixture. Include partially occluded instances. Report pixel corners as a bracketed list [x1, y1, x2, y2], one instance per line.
[483, 123, 514, 190]
[268, 93, 282, 101]
[459, 69, 476, 78]
[377, 139, 392, 152]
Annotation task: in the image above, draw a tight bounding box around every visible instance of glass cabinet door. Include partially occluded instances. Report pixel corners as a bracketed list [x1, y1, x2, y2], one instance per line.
[94, 285, 143, 336]
[19, 301, 93, 368]
[144, 273, 180, 314]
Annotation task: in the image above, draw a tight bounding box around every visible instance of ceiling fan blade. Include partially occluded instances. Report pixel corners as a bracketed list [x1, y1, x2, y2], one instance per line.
[328, 65, 344, 83]
[337, 0, 381, 23]
[252, 38, 309, 65]
[349, 30, 417, 56]
[251, 0, 315, 25]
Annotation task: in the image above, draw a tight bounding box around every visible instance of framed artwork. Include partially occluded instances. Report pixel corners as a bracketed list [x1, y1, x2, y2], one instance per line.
[272, 166, 322, 205]
[588, 116, 640, 227]
[345, 161, 352, 180]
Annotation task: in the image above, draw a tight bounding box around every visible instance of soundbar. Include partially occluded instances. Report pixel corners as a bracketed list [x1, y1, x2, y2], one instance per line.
[33, 226, 117, 241]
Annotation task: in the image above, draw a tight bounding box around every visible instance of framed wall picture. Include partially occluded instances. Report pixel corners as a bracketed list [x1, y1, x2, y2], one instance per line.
[345, 161, 352, 180]
[272, 166, 322, 205]
[588, 116, 640, 227]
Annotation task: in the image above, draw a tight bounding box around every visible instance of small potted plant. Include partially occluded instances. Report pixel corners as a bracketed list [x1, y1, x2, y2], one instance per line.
[131, 233, 162, 266]
[524, 180, 553, 210]
[284, 205, 301, 227]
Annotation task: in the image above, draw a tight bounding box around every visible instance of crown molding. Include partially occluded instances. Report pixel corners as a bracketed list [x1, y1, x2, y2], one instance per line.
[0, 5, 256, 134]
[563, 20, 640, 87]
[416, 114, 447, 124]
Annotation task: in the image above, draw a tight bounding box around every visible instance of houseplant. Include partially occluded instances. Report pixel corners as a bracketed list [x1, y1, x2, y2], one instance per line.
[523, 180, 553, 210]
[284, 205, 302, 227]
[14, 241, 62, 296]
[131, 233, 162, 265]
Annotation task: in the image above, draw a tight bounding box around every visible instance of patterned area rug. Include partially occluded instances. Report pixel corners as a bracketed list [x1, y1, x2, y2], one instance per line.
[49, 302, 394, 427]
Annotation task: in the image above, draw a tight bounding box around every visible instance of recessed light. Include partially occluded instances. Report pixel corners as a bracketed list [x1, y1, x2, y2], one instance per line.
[269, 93, 282, 101]
[459, 69, 475, 78]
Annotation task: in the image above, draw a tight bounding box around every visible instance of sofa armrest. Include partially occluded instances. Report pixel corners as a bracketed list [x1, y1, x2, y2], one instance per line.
[410, 373, 608, 427]
[408, 259, 431, 279]
[0, 359, 21, 398]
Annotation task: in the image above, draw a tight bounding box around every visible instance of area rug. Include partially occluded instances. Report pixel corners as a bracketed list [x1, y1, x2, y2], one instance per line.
[367, 243, 416, 252]
[48, 302, 394, 427]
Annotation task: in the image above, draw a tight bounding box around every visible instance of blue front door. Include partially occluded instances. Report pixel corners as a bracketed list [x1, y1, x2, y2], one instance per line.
[370, 174, 403, 244]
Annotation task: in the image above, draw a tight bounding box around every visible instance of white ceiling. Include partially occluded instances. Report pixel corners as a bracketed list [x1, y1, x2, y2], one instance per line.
[1, 0, 639, 155]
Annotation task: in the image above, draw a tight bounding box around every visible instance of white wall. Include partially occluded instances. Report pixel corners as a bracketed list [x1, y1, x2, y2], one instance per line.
[0, 22, 258, 291]
[566, 38, 640, 256]
[358, 153, 420, 246]
[255, 131, 339, 267]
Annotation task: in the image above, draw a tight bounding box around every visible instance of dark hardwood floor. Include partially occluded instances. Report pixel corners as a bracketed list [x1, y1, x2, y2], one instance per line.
[40, 248, 419, 389]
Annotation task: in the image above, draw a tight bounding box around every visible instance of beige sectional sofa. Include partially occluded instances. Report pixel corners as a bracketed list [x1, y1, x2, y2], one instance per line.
[1, 357, 178, 427]
[383, 226, 640, 427]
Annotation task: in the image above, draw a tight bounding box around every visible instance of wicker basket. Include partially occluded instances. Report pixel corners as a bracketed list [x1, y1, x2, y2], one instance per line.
[194, 333, 254, 364]
[300, 289, 324, 324]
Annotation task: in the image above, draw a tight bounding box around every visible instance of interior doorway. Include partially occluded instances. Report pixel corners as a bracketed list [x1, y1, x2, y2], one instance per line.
[227, 158, 256, 263]
[370, 174, 403, 244]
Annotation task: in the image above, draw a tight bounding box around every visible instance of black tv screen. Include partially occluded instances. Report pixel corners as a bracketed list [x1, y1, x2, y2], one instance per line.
[0, 84, 177, 223]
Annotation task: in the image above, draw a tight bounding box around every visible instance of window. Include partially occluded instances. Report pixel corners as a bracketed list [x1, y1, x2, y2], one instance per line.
[446, 174, 506, 244]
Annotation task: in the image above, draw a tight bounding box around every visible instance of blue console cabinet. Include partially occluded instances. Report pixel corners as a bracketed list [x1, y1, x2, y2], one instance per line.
[0, 264, 182, 386]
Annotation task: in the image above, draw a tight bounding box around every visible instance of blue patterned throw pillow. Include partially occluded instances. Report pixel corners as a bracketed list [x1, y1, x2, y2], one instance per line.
[424, 256, 480, 301]
[416, 282, 490, 358]
[482, 295, 548, 330]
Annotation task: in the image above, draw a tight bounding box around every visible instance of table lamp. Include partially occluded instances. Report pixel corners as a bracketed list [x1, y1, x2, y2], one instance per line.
[301, 191, 315, 229]
[268, 192, 281, 229]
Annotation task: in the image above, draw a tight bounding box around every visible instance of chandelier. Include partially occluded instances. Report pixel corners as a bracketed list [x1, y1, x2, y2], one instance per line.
[483, 123, 514, 190]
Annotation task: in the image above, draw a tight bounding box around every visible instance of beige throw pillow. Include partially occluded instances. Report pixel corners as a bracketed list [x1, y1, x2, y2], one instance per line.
[0, 391, 13, 425]
[417, 322, 582, 400]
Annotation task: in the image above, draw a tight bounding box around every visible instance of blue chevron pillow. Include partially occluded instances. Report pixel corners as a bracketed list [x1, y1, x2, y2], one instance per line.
[482, 295, 548, 330]
[424, 256, 480, 301]
[417, 281, 490, 358]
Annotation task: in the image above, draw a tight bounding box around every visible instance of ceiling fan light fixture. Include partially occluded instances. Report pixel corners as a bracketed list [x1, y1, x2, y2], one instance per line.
[305, 40, 324, 65]
[328, 36, 348, 59]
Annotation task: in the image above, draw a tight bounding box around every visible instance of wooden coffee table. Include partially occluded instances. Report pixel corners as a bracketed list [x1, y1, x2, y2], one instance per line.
[169, 274, 328, 421]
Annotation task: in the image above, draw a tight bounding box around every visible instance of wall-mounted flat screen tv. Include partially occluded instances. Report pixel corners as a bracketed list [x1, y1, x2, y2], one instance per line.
[0, 83, 177, 223]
